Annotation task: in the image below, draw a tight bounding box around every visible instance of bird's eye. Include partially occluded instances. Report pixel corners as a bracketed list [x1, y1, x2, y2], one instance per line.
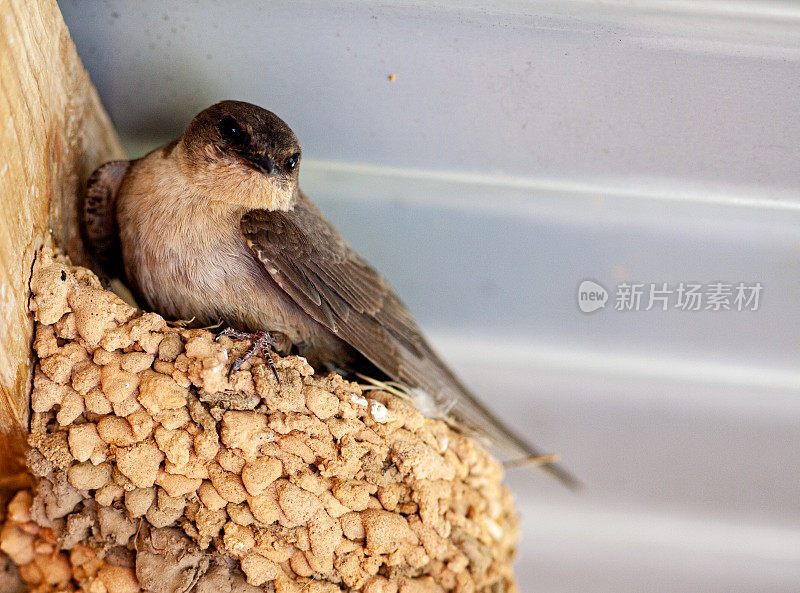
[286, 152, 300, 171]
[217, 116, 247, 145]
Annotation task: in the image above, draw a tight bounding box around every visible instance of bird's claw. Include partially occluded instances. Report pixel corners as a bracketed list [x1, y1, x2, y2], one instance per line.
[217, 328, 280, 383]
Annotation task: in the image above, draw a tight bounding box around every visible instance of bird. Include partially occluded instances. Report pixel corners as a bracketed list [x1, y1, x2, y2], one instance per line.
[82, 100, 576, 488]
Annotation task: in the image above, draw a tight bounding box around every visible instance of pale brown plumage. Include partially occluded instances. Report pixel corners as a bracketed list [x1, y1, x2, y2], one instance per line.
[83, 100, 575, 487]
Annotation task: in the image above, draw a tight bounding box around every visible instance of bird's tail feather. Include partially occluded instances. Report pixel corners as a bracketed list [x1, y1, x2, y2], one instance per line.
[443, 381, 580, 489]
[414, 347, 580, 490]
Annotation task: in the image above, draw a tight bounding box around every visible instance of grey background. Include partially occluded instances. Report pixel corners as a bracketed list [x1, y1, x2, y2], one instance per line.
[59, 1, 800, 591]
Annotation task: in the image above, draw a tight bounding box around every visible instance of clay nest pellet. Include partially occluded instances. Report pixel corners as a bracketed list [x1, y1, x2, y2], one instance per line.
[0, 250, 519, 593]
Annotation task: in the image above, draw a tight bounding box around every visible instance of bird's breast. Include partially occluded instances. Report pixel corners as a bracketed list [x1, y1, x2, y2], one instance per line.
[117, 194, 293, 339]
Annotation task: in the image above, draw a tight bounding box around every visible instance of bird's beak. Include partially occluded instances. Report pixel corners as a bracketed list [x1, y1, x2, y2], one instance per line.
[244, 153, 277, 175]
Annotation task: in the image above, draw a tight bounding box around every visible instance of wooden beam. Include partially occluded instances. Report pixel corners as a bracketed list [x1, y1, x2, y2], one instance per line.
[0, 0, 125, 484]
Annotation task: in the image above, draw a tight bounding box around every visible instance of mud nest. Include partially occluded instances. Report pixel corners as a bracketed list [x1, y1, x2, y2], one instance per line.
[0, 250, 519, 593]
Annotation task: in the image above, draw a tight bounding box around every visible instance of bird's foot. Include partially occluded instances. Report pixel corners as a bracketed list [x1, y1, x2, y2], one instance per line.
[217, 328, 279, 382]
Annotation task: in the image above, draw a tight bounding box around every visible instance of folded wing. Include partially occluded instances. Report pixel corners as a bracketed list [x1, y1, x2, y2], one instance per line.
[241, 192, 577, 487]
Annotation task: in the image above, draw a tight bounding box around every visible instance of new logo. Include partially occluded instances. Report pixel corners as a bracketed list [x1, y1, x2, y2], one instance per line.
[578, 280, 608, 313]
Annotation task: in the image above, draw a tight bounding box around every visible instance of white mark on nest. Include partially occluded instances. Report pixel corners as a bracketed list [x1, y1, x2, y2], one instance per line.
[350, 394, 368, 407]
[410, 388, 441, 417]
[485, 518, 503, 541]
[370, 400, 389, 423]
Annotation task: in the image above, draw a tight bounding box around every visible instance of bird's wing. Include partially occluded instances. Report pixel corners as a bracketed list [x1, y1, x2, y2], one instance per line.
[241, 194, 578, 487]
[240, 194, 425, 378]
[83, 160, 130, 277]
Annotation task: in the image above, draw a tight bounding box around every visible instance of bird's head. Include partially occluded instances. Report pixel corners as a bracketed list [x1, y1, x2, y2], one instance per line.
[178, 100, 301, 211]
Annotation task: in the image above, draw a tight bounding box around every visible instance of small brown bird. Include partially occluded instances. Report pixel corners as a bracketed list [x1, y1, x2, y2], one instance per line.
[83, 100, 575, 487]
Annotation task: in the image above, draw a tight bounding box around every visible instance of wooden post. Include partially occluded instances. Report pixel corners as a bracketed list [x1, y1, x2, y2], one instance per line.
[0, 0, 125, 486]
